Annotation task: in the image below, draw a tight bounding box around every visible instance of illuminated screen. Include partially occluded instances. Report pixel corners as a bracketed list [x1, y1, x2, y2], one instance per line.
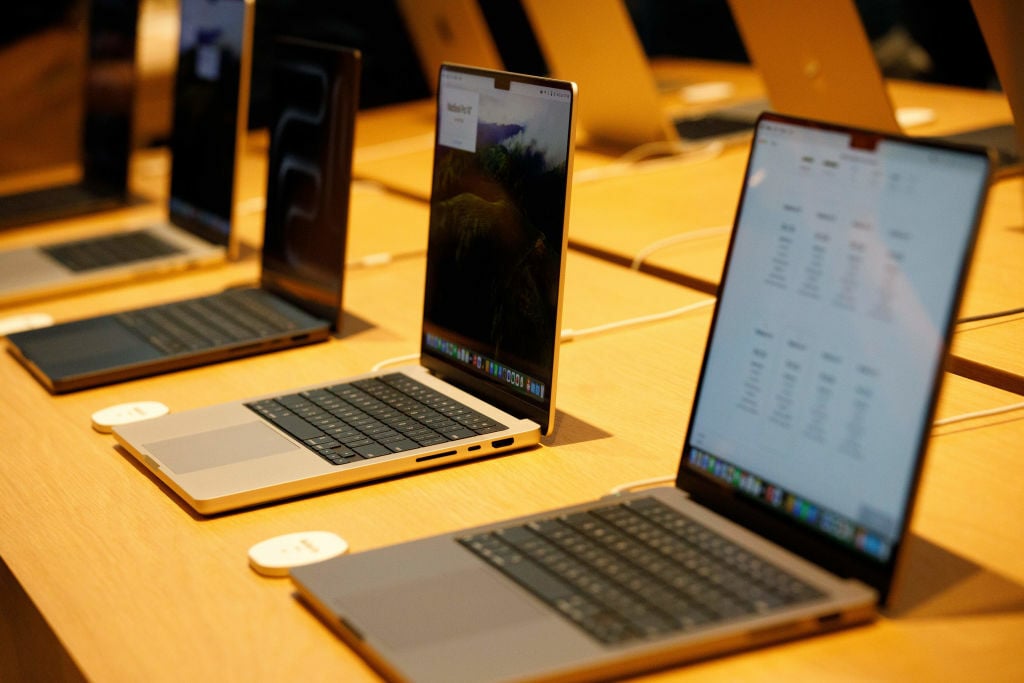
[168, 0, 249, 246]
[684, 116, 989, 564]
[422, 65, 573, 423]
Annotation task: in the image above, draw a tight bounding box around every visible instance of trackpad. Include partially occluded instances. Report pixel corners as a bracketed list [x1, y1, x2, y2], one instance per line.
[146, 422, 296, 474]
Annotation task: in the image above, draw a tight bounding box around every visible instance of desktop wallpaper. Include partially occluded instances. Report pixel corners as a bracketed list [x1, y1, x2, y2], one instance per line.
[423, 77, 571, 398]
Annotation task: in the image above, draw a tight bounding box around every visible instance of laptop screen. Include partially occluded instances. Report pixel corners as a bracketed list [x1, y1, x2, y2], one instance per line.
[168, 0, 252, 249]
[681, 114, 989, 594]
[260, 39, 359, 331]
[421, 64, 576, 434]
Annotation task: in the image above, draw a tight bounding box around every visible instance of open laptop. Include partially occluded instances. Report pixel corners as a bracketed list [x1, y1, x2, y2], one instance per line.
[520, 0, 763, 149]
[728, 0, 1021, 176]
[969, 0, 1024, 178]
[0, 0, 137, 228]
[6, 38, 360, 394]
[0, 0, 253, 306]
[110, 63, 578, 515]
[291, 112, 992, 683]
[396, 0, 503, 93]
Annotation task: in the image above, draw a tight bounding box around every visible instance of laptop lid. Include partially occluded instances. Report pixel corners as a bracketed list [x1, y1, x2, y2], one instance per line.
[396, 0, 503, 94]
[678, 113, 991, 604]
[259, 38, 360, 332]
[420, 63, 576, 435]
[727, 0, 902, 133]
[970, 0, 1024, 165]
[520, 0, 672, 147]
[167, 0, 253, 258]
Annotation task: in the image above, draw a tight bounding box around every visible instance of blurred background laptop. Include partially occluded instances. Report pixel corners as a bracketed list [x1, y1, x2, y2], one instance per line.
[728, 0, 1020, 174]
[0, 0, 254, 306]
[0, 0, 138, 228]
[521, 0, 763, 149]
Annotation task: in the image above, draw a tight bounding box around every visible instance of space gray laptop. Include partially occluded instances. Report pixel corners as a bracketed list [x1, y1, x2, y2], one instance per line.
[111, 63, 578, 515]
[291, 113, 992, 683]
[521, 0, 763, 149]
[0, 0, 254, 307]
[6, 38, 359, 394]
[728, 0, 1020, 175]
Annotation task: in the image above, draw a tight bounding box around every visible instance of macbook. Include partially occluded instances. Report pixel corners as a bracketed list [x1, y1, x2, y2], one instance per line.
[6, 38, 360, 394]
[111, 63, 578, 515]
[969, 0, 1024, 176]
[0, 0, 254, 306]
[291, 113, 992, 683]
[728, 0, 1020, 175]
[0, 0, 137, 227]
[396, 0, 503, 93]
[521, 0, 763, 148]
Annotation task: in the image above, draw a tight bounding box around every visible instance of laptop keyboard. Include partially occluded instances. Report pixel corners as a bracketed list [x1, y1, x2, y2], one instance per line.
[459, 496, 824, 645]
[43, 230, 184, 272]
[246, 373, 508, 465]
[116, 288, 303, 355]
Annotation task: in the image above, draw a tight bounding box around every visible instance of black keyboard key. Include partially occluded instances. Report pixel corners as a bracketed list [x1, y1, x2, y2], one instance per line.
[459, 498, 825, 646]
[43, 230, 183, 272]
[245, 375, 508, 467]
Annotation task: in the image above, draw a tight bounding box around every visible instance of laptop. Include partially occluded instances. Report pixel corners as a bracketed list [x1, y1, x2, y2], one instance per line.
[0, 0, 253, 306]
[520, 0, 763, 149]
[728, 0, 1021, 175]
[396, 0, 504, 93]
[291, 112, 992, 683]
[969, 0, 1024, 176]
[110, 63, 578, 515]
[6, 38, 360, 394]
[0, 0, 137, 228]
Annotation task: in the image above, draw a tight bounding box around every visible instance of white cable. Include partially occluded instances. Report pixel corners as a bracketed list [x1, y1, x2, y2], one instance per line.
[345, 249, 426, 270]
[561, 298, 716, 342]
[608, 475, 676, 495]
[370, 353, 419, 373]
[604, 401, 1024, 498]
[933, 400, 1024, 427]
[573, 140, 724, 185]
[353, 133, 435, 164]
[630, 226, 731, 270]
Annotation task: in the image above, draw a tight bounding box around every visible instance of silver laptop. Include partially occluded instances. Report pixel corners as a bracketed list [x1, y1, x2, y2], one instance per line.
[291, 113, 992, 683]
[521, 0, 763, 148]
[728, 0, 1020, 175]
[396, 0, 504, 93]
[112, 63, 578, 515]
[0, 0, 254, 306]
[6, 37, 359, 395]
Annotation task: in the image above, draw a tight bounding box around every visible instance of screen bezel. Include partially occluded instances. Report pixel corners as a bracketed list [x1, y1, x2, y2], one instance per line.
[675, 112, 992, 605]
[419, 62, 577, 435]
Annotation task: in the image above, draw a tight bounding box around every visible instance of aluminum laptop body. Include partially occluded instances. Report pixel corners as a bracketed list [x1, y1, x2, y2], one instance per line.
[0, 0, 254, 307]
[6, 38, 359, 394]
[112, 63, 578, 515]
[728, 0, 1021, 175]
[521, 0, 762, 149]
[396, 0, 503, 93]
[291, 113, 992, 683]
